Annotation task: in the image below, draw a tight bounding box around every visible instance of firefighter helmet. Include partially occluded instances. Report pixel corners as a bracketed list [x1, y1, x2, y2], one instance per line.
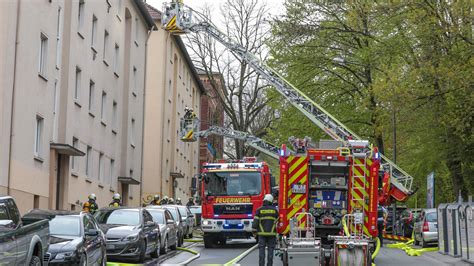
[113, 193, 121, 201]
[88, 193, 97, 201]
[154, 194, 160, 201]
[263, 194, 273, 203]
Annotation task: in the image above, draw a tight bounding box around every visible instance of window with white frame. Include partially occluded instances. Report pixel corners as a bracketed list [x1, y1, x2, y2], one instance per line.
[99, 153, 104, 182]
[101, 91, 106, 121]
[89, 80, 94, 113]
[55, 6, 62, 68]
[72, 137, 78, 171]
[75, 67, 81, 101]
[39, 33, 48, 77]
[91, 15, 97, 48]
[78, 0, 85, 31]
[86, 146, 92, 177]
[103, 30, 109, 61]
[34, 116, 44, 157]
[114, 43, 119, 74]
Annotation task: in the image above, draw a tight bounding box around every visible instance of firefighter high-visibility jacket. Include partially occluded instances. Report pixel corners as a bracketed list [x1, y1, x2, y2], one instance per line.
[252, 203, 279, 236]
[83, 201, 98, 214]
[109, 201, 121, 207]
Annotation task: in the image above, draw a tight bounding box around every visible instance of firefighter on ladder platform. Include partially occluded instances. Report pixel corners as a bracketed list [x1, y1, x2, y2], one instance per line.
[252, 194, 279, 266]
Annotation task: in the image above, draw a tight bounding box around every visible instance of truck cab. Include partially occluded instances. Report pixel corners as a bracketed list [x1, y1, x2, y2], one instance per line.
[199, 158, 272, 248]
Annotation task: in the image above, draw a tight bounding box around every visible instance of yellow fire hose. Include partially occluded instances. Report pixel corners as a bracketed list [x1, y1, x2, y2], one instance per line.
[185, 238, 204, 243]
[386, 228, 438, 256]
[341, 216, 380, 266]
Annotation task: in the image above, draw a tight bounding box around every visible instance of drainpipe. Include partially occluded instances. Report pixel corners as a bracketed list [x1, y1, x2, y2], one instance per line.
[140, 25, 156, 205]
[7, 0, 22, 195]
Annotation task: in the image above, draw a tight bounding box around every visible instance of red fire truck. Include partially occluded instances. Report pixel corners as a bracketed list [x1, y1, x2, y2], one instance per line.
[277, 139, 381, 265]
[199, 157, 274, 248]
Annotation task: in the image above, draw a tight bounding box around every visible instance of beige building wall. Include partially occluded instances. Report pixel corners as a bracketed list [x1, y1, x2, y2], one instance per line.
[0, 0, 154, 215]
[142, 5, 204, 204]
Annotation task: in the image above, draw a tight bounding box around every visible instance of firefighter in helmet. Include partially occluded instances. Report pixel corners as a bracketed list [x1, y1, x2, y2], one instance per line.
[176, 198, 182, 205]
[83, 193, 99, 214]
[168, 198, 175, 205]
[252, 194, 279, 266]
[109, 193, 122, 207]
[186, 197, 194, 207]
[150, 194, 160, 205]
[160, 195, 169, 205]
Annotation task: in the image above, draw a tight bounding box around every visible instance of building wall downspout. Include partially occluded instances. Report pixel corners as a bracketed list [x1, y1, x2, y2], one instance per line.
[7, 0, 22, 195]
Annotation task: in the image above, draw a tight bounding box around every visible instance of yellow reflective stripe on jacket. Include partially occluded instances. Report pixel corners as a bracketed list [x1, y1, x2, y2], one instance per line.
[257, 232, 277, 236]
[260, 209, 276, 214]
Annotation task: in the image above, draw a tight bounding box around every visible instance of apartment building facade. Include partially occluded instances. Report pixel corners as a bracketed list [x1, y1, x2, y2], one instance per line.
[142, 4, 204, 204]
[0, 0, 154, 214]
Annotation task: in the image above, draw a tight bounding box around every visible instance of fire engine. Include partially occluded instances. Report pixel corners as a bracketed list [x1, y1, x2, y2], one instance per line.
[199, 157, 274, 248]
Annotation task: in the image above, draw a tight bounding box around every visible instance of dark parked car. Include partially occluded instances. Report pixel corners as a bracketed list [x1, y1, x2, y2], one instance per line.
[95, 207, 160, 263]
[145, 207, 178, 254]
[24, 210, 106, 265]
[0, 197, 49, 266]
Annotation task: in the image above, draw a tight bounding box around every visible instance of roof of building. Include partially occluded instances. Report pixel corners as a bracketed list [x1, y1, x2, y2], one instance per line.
[133, 0, 157, 30]
[145, 3, 205, 94]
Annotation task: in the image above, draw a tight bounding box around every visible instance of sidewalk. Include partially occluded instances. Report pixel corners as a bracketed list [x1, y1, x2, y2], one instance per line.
[422, 251, 472, 266]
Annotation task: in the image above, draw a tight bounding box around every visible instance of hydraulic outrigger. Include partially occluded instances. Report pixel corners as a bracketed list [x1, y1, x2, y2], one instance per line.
[161, 1, 414, 203]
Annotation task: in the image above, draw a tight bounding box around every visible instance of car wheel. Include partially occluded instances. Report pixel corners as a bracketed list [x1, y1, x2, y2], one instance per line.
[150, 238, 160, 259]
[170, 234, 178, 250]
[178, 233, 183, 247]
[421, 237, 428, 248]
[135, 239, 146, 263]
[29, 255, 41, 266]
[161, 236, 169, 254]
[414, 234, 419, 246]
[188, 230, 193, 239]
[79, 253, 87, 266]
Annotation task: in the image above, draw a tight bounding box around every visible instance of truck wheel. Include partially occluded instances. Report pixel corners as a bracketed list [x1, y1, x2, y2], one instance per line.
[29, 255, 41, 266]
[204, 235, 214, 248]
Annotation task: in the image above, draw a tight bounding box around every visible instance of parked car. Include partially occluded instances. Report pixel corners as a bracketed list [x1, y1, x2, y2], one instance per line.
[145, 207, 178, 254]
[413, 208, 438, 247]
[95, 207, 160, 263]
[188, 206, 201, 226]
[23, 210, 107, 265]
[175, 205, 195, 238]
[0, 196, 49, 265]
[154, 206, 185, 247]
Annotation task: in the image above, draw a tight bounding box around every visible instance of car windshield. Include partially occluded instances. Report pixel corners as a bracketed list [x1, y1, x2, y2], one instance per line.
[166, 208, 179, 221]
[177, 207, 188, 218]
[189, 207, 201, 214]
[95, 209, 140, 226]
[425, 212, 437, 222]
[204, 171, 262, 196]
[147, 210, 165, 224]
[49, 216, 81, 236]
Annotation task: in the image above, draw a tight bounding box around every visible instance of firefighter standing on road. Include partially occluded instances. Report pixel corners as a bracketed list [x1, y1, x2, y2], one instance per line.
[160, 195, 169, 205]
[377, 205, 388, 246]
[150, 194, 160, 205]
[186, 197, 194, 207]
[83, 194, 99, 214]
[109, 193, 122, 207]
[252, 194, 279, 266]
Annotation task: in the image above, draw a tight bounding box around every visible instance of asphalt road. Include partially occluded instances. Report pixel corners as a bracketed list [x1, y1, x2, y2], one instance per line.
[159, 239, 468, 266]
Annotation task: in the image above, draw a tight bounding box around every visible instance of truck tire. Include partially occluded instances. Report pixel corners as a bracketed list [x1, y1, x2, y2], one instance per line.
[29, 255, 41, 266]
[203, 235, 214, 248]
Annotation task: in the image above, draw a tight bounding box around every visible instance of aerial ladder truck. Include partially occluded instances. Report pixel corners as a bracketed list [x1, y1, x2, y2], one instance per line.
[162, 1, 415, 264]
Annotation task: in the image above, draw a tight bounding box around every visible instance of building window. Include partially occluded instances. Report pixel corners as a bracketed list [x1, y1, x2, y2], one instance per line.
[39, 33, 48, 77]
[55, 6, 62, 68]
[131, 118, 135, 146]
[112, 101, 117, 132]
[110, 159, 115, 185]
[86, 146, 92, 177]
[72, 137, 78, 171]
[103, 30, 109, 62]
[101, 91, 106, 121]
[91, 15, 97, 48]
[99, 153, 104, 182]
[89, 80, 94, 113]
[75, 67, 81, 101]
[135, 17, 139, 43]
[114, 43, 119, 74]
[34, 116, 44, 157]
[78, 0, 85, 31]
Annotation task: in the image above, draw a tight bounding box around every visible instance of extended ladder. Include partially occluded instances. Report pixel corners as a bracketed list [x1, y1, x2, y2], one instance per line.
[161, 1, 414, 199]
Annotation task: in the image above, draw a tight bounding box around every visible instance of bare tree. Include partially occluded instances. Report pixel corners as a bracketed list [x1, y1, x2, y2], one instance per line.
[186, 0, 274, 159]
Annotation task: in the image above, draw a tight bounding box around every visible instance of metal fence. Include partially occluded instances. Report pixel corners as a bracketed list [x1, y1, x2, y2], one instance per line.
[438, 202, 474, 263]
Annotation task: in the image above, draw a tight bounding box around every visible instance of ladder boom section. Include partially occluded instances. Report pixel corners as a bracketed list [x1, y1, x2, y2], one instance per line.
[162, 2, 414, 196]
[195, 125, 280, 160]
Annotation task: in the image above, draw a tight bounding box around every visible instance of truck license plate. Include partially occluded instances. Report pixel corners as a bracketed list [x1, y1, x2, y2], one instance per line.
[226, 220, 240, 225]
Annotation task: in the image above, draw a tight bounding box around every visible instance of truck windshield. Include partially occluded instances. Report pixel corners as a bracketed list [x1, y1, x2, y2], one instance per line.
[204, 171, 262, 196]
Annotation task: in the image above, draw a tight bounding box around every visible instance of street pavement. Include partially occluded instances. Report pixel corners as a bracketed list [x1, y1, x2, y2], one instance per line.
[159, 239, 471, 266]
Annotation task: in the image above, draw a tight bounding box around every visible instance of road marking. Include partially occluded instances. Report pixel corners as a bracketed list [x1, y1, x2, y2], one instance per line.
[223, 244, 258, 266]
